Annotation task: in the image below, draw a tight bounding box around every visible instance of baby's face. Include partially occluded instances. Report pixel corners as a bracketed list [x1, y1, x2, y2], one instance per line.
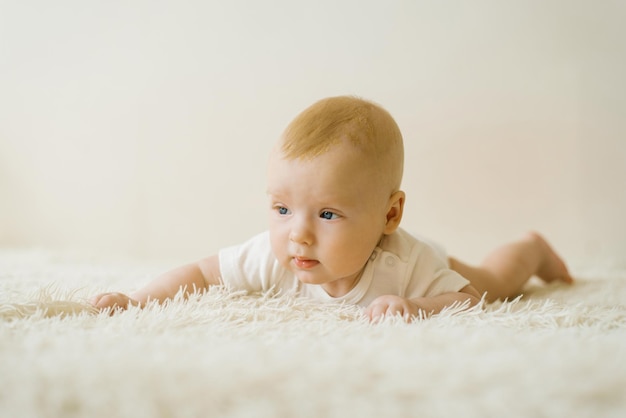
[267, 141, 390, 297]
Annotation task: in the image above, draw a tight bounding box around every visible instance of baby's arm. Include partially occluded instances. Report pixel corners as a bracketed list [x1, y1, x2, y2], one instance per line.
[365, 284, 481, 321]
[90, 254, 222, 311]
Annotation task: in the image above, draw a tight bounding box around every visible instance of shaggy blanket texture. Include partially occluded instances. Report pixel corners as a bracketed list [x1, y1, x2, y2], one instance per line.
[1, 250, 625, 418]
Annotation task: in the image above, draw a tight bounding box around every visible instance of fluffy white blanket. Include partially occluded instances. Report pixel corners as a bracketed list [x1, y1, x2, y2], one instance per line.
[1, 250, 625, 418]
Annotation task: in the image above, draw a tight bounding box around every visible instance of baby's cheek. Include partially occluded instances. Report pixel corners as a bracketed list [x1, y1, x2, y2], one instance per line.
[273, 250, 289, 268]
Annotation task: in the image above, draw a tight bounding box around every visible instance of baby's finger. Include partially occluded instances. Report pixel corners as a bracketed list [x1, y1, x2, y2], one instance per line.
[89, 293, 111, 308]
[385, 304, 413, 322]
[368, 304, 388, 322]
[91, 293, 126, 311]
[384, 304, 402, 318]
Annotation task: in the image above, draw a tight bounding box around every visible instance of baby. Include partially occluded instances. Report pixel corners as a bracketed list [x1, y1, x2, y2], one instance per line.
[91, 96, 573, 321]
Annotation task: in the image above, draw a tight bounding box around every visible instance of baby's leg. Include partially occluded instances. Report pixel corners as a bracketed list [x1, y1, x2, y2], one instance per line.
[449, 232, 574, 302]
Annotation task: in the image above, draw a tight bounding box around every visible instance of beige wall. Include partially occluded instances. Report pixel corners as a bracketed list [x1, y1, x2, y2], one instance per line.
[1, 1, 625, 272]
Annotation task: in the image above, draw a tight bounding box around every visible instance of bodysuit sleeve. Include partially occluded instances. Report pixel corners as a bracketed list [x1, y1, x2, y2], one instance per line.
[404, 241, 470, 299]
[218, 231, 291, 293]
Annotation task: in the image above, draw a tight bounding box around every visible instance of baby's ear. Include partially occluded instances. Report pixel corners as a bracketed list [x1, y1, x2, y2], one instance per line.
[384, 191, 405, 234]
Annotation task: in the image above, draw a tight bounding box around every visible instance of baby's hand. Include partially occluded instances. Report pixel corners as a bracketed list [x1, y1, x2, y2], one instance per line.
[90, 292, 140, 313]
[365, 295, 418, 322]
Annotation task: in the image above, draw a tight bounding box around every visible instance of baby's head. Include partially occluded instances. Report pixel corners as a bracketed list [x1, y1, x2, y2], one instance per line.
[280, 95, 404, 198]
[267, 96, 406, 296]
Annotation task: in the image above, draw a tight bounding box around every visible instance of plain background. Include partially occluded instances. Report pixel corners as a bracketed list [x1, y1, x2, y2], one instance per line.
[1, 0, 625, 272]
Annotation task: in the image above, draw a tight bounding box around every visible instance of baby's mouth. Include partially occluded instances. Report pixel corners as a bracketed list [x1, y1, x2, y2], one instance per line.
[293, 257, 320, 269]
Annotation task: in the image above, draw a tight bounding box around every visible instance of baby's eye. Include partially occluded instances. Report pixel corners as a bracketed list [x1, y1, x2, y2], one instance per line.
[276, 206, 290, 215]
[320, 211, 339, 220]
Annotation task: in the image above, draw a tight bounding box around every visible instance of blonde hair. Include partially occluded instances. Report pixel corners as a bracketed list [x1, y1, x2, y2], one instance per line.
[280, 96, 404, 192]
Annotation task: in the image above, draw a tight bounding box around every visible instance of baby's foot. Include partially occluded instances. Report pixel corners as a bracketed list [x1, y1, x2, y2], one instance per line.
[527, 231, 574, 284]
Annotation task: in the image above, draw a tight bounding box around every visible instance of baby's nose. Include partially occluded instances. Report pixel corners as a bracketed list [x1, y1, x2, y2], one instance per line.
[289, 218, 314, 245]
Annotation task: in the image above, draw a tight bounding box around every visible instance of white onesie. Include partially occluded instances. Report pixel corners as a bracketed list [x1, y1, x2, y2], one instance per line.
[218, 228, 470, 307]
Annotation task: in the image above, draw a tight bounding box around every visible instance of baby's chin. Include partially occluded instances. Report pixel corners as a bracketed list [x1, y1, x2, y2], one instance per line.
[292, 270, 325, 284]
[290, 268, 334, 286]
